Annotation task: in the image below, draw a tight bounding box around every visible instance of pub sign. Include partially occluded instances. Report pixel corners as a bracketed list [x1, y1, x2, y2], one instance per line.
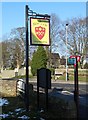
[30, 18, 50, 45]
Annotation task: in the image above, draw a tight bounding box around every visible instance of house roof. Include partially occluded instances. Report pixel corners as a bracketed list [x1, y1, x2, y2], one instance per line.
[50, 53, 60, 59]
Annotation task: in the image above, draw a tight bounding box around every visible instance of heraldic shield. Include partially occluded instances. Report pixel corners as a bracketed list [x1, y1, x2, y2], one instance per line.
[35, 26, 46, 40]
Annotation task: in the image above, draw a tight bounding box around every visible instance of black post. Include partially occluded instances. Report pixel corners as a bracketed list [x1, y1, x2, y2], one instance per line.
[74, 63, 76, 102]
[74, 56, 79, 120]
[25, 5, 29, 112]
[76, 56, 79, 120]
[37, 69, 39, 111]
[45, 69, 48, 111]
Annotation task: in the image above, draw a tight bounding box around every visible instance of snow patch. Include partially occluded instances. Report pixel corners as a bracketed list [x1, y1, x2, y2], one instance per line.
[0, 114, 9, 118]
[0, 98, 9, 106]
[15, 108, 22, 112]
[18, 115, 30, 119]
[8, 111, 13, 115]
[40, 108, 44, 113]
[40, 118, 45, 120]
[15, 108, 27, 115]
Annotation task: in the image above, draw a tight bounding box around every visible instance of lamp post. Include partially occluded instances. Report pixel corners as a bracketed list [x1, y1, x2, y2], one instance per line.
[66, 24, 68, 81]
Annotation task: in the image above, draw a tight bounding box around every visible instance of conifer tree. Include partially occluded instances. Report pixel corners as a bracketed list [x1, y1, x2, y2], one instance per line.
[31, 46, 47, 76]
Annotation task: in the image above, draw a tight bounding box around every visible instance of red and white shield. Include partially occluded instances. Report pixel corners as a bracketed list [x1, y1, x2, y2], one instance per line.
[35, 26, 45, 40]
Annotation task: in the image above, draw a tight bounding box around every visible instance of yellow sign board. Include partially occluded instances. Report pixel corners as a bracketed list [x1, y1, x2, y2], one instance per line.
[30, 18, 50, 45]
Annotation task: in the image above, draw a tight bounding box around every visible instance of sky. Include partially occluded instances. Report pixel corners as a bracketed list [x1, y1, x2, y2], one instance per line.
[1, 0, 88, 2]
[0, 1, 87, 40]
[0, 0, 87, 57]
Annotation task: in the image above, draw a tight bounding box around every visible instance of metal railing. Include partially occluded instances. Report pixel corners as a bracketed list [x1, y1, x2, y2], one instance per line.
[16, 79, 25, 97]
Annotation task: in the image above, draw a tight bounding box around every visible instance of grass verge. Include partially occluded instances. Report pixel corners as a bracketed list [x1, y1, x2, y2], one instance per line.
[58, 74, 88, 82]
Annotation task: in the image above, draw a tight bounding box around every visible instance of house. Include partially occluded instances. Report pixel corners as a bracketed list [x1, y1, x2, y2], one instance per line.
[48, 53, 60, 68]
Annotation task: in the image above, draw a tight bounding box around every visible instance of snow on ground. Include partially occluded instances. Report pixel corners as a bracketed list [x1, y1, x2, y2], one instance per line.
[0, 114, 9, 118]
[0, 108, 30, 119]
[0, 98, 9, 106]
[18, 115, 30, 119]
[0, 98, 45, 119]
[40, 118, 45, 120]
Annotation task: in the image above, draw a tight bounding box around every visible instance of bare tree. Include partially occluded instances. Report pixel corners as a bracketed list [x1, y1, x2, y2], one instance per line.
[50, 13, 61, 53]
[9, 27, 25, 68]
[2, 40, 11, 69]
[59, 17, 87, 65]
[1, 27, 25, 69]
[46, 14, 61, 67]
[10, 27, 25, 50]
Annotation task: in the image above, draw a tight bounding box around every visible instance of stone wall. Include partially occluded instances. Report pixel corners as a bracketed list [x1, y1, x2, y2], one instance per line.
[0, 67, 32, 79]
[0, 80, 17, 97]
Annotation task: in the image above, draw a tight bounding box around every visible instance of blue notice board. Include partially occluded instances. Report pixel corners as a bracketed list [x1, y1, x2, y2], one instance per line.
[67, 58, 76, 65]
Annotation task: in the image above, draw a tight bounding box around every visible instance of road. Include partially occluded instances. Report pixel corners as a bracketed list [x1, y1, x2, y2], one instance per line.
[30, 79, 88, 103]
[30, 79, 88, 96]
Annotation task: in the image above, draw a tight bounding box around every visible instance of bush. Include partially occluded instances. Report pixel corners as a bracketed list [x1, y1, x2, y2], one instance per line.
[49, 68, 55, 75]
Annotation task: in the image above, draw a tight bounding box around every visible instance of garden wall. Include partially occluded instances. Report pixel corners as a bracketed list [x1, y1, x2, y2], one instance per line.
[0, 80, 17, 97]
